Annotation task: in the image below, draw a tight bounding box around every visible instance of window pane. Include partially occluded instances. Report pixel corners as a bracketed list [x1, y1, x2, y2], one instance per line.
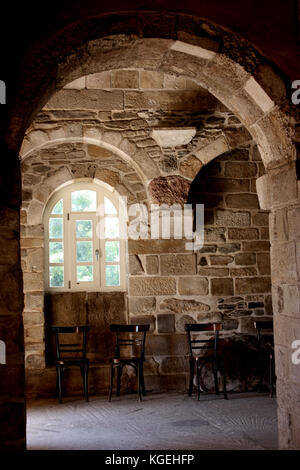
[105, 241, 120, 262]
[71, 190, 96, 212]
[76, 220, 92, 239]
[49, 266, 64, 287]
[76, 241, 93, 262]
[105, 265, 120, 286]
[51, 199, 63, 215]
[49, 218, 63, 238]
[105, 217, 119, 238]
[49, 242, 64, 263]
[77, 265, 93, 282]
[104, 196, 117, 215]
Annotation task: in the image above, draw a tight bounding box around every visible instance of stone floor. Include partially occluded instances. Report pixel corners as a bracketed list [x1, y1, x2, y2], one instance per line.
[26, 392, 278, 450]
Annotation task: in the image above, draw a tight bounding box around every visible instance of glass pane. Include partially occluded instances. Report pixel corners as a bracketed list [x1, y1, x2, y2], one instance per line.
[76, 241, 92, 262]
[76, 220, 92, 239]
[49, 218, 63, 239]
[77, 265, 93, 282]
[105, 241, 120, 262]
[51, 199, 63, 215]
[49, 266, 64, 287]
[105, 217, 119, 238]
[71, 190, 96, 212]
[49, 242, 64, 263]
[105, 265, 120, 286]
[104, 196, 117, 215]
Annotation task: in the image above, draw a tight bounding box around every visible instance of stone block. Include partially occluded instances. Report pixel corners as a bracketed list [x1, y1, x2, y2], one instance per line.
[195, 135, 230, 165]
[251, 109, 295, 168]
[216, 210, 250, 227]
[164, 74, 186, 90]
[86, 71, 111, 88]
[228, 228, 259, 240]
[243, 76, 275, 113]
[271, 242, 297, 284]
[252, 212, 269, 226]
[256, 174, 272, 210]
[287, 206, 300, 240]
[210, 255, 234, 265]
[235, 277, 271, 294]
[242, 241, 270, 252]
[225, 194, 259, 209]
[129, 296, 156, 315]
[159, 298, 210, 314]
[157, 313, 175, 333]
[128, 239, 187, 254]
[224, 162, 257, 178]
[211, 278, 233, 296]
[178, 277, 209, 295]
[257, 253, 271, 275]
[111, 70, 139, 89]
[160, 254, 196, 275]
[179, 155, 202, 179]
[23, 272, 44, 292]
[129, 277, 176, 296]
[230, 267, 257, 277]
[146, 255, 159, 275]
[140, 70, 164, 89]
[206, 177, 249, 193]
[47, 89, 124, 110]
[218, 243, 241, 253]
[27, 200, 44, 225]
[64, 77, 85, 89]
[198, 267, 229, 276]
[129, 255, 144, 275]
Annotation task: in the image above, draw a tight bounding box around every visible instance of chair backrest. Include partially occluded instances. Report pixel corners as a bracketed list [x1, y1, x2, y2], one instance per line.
[52, 325, 89, 360]
[110, 324, 150, 360]
[185, 323, 222, 358]
[253, 320, 273, 343]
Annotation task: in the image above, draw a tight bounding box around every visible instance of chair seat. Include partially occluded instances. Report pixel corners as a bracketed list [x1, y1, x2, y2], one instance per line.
[111, 357, 141, 364]
[56, 358, 89, 366]
[190, 354, 218, 362]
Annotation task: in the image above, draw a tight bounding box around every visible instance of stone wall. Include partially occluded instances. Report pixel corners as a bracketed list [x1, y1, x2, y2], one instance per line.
[128, 143, 272, 392]
[20, 68, 273, 397]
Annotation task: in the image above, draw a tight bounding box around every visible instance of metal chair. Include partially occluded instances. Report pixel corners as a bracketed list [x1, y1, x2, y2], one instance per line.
[185, 323, 227, 400]
[254, 320, 275, 397]
[109, 324, 149, 402]
[52, 325, 89, 403]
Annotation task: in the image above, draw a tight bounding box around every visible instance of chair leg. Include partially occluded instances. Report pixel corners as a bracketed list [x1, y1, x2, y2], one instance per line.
[57, 365, 63, 403]
[109, 362, 114, 402]
[137, 363, 142, 402]
[116, 365, 122, 396]
[188, 360, 194, 397]
[84, 363, 89, 402]
[222, 362, 228, 400]
[213, 361, 219, 395]
[270, 354, 274, 398]
[196, 360, 200, 401]
[140, 361, 146, 396]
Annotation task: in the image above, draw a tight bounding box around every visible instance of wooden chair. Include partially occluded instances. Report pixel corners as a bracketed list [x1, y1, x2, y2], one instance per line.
[109, 324, 149, 402]
[52, 325, 89, 403]
[185, 323, 227, 400]
[254, 320, 275, 397]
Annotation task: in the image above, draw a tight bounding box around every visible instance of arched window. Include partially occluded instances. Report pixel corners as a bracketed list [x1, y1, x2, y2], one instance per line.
[44, 181, 126, 291]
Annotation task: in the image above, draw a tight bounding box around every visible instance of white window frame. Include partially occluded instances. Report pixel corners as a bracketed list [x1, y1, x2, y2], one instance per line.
[44, 180, 127, 292]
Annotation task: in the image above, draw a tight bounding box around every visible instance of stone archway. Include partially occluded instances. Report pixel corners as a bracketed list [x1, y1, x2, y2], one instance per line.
[2, 12, 299, 449]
